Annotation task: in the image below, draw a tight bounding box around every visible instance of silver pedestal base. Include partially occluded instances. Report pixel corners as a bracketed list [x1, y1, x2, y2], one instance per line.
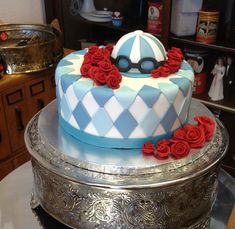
[25, 100, 228, 229]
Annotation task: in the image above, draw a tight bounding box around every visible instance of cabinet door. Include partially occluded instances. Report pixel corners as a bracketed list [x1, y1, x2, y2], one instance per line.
[0, 96, 11, 160]
[0, 160, 14, 181]
[25, 77, 51, 117]
[13, 151, 31, 169]
[2, 85, 30, 152]
[48, 74, 56, 100]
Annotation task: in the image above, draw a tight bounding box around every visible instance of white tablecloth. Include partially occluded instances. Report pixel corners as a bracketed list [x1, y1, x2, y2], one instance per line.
[0, 161, 40, 229]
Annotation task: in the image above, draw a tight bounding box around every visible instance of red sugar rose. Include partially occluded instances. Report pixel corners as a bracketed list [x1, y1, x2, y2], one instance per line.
[80, 63, 91, 78]
[88, 66, 99, 79]
[194, 116, 215, 127]
[93, 70, 107, 86]
[171, 140, 190, 159]
[105, 44, 114, 54]
[101, 48, 110, 57]
[83, 53, 92, 64]
[167, 47, 184, 62]
[185, 125, 205, 148]
[91, 49, 106, 64]
[98, 61, 113, 72]
[199, 124, 215, 142]
[171, 128, 186, 141]
[106, 72, 122, 89]
[151, 66, 171, 78]
[88, 46, 99, 54]
[155, 144, 170, 160]
[142, 142, 155, 155]
[157, 139, 170, 146]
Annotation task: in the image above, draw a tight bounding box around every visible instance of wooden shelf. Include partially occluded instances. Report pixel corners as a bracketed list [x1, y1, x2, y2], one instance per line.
[170, 35, 235, 53]
[193, 93, 235, 114]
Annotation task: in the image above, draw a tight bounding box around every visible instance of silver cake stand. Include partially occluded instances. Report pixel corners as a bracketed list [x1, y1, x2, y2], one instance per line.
[25, 99, 229, 229]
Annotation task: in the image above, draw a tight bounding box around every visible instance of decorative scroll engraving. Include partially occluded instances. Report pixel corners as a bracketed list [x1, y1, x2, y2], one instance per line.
[31, 159, 218, 229]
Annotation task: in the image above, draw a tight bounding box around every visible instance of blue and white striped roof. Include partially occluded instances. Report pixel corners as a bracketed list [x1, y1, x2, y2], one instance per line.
[111, 30, 167, 64]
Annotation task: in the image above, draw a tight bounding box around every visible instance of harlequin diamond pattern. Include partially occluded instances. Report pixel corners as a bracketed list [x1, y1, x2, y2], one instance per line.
[73, 102, 91, 129]
[114, 110, 138, 138]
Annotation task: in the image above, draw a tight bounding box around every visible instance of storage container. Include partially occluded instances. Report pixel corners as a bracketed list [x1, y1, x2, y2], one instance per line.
[170, 0, 203, 36]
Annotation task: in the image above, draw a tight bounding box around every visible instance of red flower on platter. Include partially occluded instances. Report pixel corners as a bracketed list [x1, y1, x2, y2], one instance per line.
[198, 123, 215, 142]
[80, 63, 92, 78]
[88, 46, 99, 54]
[98, 61, 113, 72]
[105, 44, 114, 54]
[91, 49, 106, 64]
[183, 123, 196, 131]
[106, 72, 122, 89]
[155, 144, 170, 160]
[194, 116, 215, 128]
[151, 66, 171, 78]
[171, 140, 190, 159]
[93, 70, 107, 86]
[142, 142, 155, 155]
[185, 125, 205, 148]
[156, 139, 171, 146]
[171, 128, 186, 141]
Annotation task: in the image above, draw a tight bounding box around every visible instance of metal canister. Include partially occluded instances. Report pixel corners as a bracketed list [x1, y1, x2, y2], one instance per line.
[196, 10, 220, 43]
[185, 48, 208, 94]
[147, 0, 163, 34]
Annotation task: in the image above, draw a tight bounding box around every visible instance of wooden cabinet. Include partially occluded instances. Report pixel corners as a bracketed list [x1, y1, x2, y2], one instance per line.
[2, 85, 30, 152]
[0, 68, 56, 180]
[0, 96, 11, 160]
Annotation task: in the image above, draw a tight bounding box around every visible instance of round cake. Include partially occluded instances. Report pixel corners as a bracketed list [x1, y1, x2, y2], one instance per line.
[55, 30, 194, 148]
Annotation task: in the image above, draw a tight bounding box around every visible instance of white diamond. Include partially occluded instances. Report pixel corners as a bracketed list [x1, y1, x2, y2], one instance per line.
[153, 94, 170, 119]
[171, 118, 181, 131]
[66, 85, 79, 111]
[84, 123, 99, 136]
[104, 96, 124, 122]
[129, 126, 147, 138]
[129, 96, 149, 122]
[82, 91, 99, 117]
[58, 79, 63, 98]
[105, 126, 123, 138]
[173, 90, 185, 115]
[153, 124, 166, 136]
[69, 115, 80, 129]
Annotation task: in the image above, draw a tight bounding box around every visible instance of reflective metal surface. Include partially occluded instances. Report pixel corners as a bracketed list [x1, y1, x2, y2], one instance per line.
[0, 24, 63, 74]
[25, 99, 229, 228]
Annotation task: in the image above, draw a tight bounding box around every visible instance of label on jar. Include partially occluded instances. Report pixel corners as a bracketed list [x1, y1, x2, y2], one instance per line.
[147, 1, 162, 34]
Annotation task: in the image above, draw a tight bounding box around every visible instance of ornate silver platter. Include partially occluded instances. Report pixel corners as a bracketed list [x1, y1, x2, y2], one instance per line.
[25, 99, 229, 229]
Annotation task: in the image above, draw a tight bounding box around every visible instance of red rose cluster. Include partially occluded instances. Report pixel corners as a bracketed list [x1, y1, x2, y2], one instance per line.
[80, 44, 122, 89]
[142, 115, 215, 160]
[151, 47, 184, 78]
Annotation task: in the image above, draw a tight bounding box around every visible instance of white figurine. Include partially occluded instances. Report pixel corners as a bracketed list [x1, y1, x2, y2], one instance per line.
[208, 57, 225, 101]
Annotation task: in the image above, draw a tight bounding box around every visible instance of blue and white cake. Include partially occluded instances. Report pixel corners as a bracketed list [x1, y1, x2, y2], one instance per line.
[56, 30, 194, 148]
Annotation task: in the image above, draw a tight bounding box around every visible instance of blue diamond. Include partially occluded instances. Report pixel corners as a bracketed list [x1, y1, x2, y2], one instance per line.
[140, 110, 159, 136]
[73, 102, 91, 130]
[158, 83, 179, 103]
[73, 79, 93, 101]
[92, 108, 113, 136]
[138, 85, 161, 107]
[114, 110, 138, 138]
[114, 86, 137, 109]
[60, 95, 72, 121]
[91, 86, 114, 107]
[61, 74, 81, 93]
[170, 78, 190, 97]
[161, 106, 178, 131]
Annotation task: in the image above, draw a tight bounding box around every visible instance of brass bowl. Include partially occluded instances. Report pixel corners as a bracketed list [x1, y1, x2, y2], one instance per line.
[0, 24, 63, 74]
